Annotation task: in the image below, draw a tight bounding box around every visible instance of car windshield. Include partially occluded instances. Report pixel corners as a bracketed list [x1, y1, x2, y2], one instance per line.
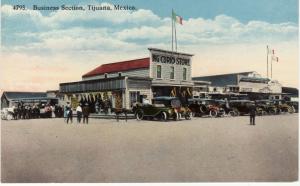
[153, 104, 165, 107]
[153, 99, 181, 108]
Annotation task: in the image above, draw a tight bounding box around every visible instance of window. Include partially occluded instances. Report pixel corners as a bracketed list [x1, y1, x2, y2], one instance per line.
[129, 91, 140, 107]
[118, 72, 122, 77]
[157, 65, 162, 79]
[104, 73, 108, 78]
[170, 66, 174, 79]
[183, 67, 187, 80]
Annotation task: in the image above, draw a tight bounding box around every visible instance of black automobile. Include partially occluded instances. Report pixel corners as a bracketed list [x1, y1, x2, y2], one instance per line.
[229, 100, 256, 116]
[188, 98, 223, 117]
[135, 97, 192, 121]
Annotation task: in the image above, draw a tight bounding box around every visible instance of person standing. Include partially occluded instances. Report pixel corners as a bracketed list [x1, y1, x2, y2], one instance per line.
[76, 104, 82, 123]
[249, 103, 256, 125]
[64, 105, 68, 122]
[66, 107, 73, 124]
[82, 103, 90, 124]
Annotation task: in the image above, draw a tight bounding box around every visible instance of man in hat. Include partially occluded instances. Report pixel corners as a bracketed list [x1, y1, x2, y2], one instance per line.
[82, 103, 90, 124]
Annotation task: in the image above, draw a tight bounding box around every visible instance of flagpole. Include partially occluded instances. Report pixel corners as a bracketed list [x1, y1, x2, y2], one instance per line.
[267, 45, 269, 78]
[174, 18, 177, 51]
[172, 9, 174, 52]
[271, 58, 273, 79]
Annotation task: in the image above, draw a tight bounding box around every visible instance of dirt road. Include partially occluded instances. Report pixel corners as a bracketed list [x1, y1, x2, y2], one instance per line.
[1, 114, 298, 182]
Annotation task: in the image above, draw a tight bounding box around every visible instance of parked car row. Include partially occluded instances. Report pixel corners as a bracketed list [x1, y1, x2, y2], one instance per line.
[133, 97, 192, 121]
[133, 97, 298, 121]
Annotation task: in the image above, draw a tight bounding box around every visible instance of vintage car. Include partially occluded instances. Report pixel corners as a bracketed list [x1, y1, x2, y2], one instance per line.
[286, 101, 298, 113]
[213, 99, 237, 116]
[255, 100, 278, 115]
[134, 97, 192, 121]
[229, 100, 256, 116]
[188, 98, 224, 117]
[272, 100, 294, 114]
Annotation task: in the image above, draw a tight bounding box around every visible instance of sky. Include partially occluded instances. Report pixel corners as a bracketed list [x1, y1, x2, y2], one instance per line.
[1, 0, 299, 93]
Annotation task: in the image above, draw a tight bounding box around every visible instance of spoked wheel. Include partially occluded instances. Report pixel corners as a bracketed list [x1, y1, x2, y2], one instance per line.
[185, 112, 192, 120]
[228, 111, 235, 117]
[135, 110, 144, 121]
[269, 109, 276, 115]
[161, 111, 168, 121]
[289, 106, 295, 114]
[209, 110, 218, 118]
[199, 105, 207, 114]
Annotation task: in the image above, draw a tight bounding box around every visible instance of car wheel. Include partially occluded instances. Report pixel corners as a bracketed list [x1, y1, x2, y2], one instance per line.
[135, 110, 144, 121]
[290, 106, 296, 113]
[192, 112, 196, 117]
[7, 114, 13, 120]
[228, 111, 235, 117]
[161, 111, 168, 121]
[269, 109, 276, 115]
[199, 105, 207, 113]
[209, 110, 217, 117]
[185, 112, 192, 120]
[232, 108, 240, 116]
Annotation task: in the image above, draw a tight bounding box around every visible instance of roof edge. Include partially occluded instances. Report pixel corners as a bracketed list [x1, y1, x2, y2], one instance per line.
[148, 48, 194, 56]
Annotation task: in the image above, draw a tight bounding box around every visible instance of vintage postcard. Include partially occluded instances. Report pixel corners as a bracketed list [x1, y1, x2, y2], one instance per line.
[1, 0, 299, 183]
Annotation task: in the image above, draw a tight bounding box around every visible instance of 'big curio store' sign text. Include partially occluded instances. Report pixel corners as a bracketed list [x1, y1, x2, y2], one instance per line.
[152, 54, 190, 66]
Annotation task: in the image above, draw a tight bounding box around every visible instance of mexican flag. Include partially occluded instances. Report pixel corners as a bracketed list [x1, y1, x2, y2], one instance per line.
[172, 10, 183, 25]
[272, 56, 279, 62]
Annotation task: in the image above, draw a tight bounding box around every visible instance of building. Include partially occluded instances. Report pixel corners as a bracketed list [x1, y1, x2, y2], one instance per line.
[282, 87, 299, 101]
[192, 71, 283, 100]
[59, 48, 194, 109]
[1, 91, 54, 108]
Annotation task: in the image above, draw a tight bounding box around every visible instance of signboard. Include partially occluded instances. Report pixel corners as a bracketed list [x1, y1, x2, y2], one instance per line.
[152, 53, 190, 66]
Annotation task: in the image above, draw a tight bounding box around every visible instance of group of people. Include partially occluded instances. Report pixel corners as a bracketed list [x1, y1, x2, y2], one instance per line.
[11, 103, 64, 120]
[64, 103, 90, 124]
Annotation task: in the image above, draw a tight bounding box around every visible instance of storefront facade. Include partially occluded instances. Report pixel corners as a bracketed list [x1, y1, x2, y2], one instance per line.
[59, 48, 194, 110]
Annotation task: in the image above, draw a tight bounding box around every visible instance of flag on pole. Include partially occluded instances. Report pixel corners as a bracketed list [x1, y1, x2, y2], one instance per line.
[172, 10, 183, 25]
[272, 56, 279, 62]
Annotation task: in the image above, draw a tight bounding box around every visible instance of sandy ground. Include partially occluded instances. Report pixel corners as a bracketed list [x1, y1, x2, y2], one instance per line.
[1, 114, 298, 182]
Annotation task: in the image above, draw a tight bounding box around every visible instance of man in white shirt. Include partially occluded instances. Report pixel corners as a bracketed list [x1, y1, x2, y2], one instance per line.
[76, 104, 82, 123]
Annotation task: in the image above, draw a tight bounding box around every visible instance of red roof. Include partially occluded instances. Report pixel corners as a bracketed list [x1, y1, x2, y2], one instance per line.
[82, 58, 150, 78]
